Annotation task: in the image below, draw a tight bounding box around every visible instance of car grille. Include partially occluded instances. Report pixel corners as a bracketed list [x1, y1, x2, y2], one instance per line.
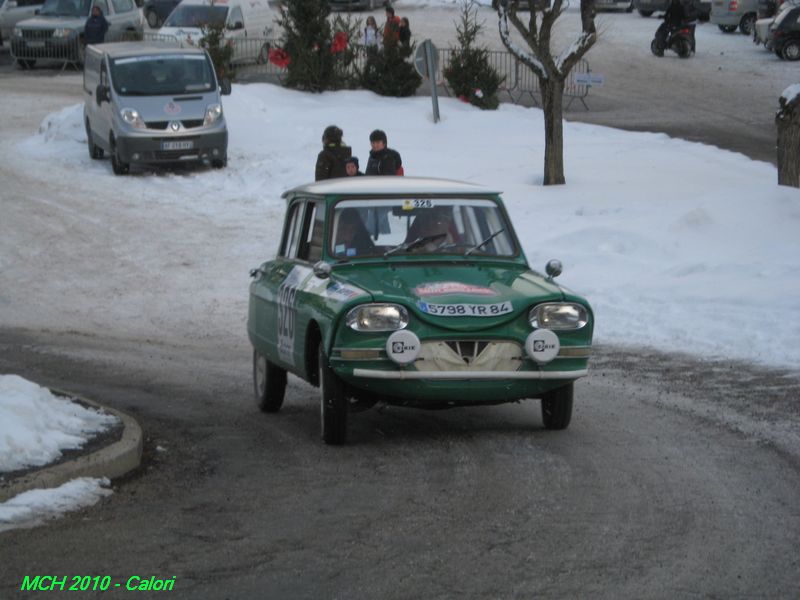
[21, 29, 54, 40]
[145, 119, 205, 130]
[415, 340, 523, 372]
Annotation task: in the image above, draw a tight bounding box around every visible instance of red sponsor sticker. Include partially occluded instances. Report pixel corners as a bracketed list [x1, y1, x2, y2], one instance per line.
[164, 102, 182, 115]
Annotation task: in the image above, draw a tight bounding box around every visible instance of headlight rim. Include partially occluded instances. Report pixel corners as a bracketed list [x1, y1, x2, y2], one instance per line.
[528, 302, 588, 331]
[346, 303, 409, 332]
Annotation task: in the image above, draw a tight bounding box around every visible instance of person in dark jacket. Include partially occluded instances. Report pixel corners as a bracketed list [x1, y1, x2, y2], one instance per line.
[398, 17, 411, 47]
[365, 129, 404, 176]
[84, 5, 109, 46]
[315, 125, 352, 181]
[655, 0, 697, 49]
[345, 156, 363, 176]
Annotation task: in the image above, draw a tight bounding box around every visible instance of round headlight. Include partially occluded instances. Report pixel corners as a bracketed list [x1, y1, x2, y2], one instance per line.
[119, 107, 145, 129]
[529, 303, 588, 330]
[346, 304, 409, 332]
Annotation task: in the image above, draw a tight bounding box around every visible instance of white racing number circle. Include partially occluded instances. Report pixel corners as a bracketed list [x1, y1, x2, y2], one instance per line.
[525, 329, 560, 365]
[385, 330, 421, 366]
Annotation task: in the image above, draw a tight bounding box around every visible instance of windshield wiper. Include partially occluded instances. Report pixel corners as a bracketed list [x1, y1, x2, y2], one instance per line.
[384, 232, 447, 257]
[464, 229, 505, 257]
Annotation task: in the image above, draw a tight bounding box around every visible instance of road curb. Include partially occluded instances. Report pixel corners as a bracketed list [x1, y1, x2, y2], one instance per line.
[0, 389, 143, 503]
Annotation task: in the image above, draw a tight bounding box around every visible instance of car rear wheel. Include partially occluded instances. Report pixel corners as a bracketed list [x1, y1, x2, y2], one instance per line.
[541, 383, 574, 430]
[146, 9, 161, 28]
[718, 24, 737, 32]
[319, 342, 348, 445]
[739, 13, 756, 34]
[253, 349, 287, 412]
[782, 40, 800, 60]
[638, 9, 654, 16]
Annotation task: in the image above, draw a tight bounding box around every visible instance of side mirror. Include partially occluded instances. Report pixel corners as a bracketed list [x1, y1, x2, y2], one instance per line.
[545, 259, 562, 280]
[95, 83, 109, 105]
[219, 77, 231, 95]
[313, 261, 331, 279]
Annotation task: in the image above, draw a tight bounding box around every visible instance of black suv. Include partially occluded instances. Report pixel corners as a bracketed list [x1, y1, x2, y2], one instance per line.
[771, 5, 800, 59]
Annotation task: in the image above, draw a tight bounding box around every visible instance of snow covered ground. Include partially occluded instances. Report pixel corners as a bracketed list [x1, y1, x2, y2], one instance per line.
[1, 53, 799, 530]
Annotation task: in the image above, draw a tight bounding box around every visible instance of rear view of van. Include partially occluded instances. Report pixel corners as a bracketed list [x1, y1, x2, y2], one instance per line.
[83, 42, 230, 174]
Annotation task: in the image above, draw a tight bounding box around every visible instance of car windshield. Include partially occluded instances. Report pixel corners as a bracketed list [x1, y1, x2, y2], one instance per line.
[39, 0, 91, 17]
[330, 198, 517, 259]
[110, 54, 216, 95]
[163, 4, 227, 27]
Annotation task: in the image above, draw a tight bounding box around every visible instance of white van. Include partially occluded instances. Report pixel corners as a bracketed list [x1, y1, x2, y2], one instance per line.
[157, 0, 274, 65]
[83, 42, 230, 174]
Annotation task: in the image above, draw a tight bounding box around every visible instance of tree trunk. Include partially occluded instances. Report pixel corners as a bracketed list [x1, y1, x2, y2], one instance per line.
[540, 76, 566, 185]
[776, 99, 800, 188]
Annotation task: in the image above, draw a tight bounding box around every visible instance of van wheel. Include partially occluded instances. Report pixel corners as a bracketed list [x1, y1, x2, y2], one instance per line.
[110, 137, 129, 175]
[718, 24, 737, 32]
[782, 40, 800, 60]
[85, 121, 103, 159]
[739, 13, 756, 34]
[146, 9, 161, 28]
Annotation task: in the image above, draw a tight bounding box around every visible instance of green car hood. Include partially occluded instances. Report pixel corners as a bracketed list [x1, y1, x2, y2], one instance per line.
[333, 262, 564, 332]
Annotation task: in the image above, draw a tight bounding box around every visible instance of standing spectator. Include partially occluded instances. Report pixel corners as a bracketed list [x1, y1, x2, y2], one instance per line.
[364, 16, 380, 50]
[383, 4, 401, 46]
[398, 17, 411, 47]
[84, 5, 109, 46]
[345, 157, 363, 176]
[365, 129, 404, 176]
[315, 125, 352, 181]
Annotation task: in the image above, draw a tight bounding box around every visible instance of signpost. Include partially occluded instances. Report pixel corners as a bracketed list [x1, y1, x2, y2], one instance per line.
[414, 39, 440, 123]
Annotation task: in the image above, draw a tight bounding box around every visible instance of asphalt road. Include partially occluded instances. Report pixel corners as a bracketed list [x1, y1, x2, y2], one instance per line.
[1, 17, 800, 598]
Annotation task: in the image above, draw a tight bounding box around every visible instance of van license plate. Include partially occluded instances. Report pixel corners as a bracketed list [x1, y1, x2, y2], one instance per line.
[162, 141, 194, 150]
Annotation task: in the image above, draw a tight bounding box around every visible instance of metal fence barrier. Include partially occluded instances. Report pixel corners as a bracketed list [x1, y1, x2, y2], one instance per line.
[11, 29, 143, 72]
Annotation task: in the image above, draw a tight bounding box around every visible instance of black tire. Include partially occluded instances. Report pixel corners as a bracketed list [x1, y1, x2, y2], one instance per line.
[146, 9, 161, 28]
[110, 137, 129, 175]
[675, 37, 692, 58]
[253, 349, 286, 412]
[782, 40, 800, 60]
[541, 383, 574, 430]
[17, 59, 36, 69]
[739, 13, 756, 35]
[638, 8, 654, 16]
[718, 24, 737, 32]
[318, 343, 348, 445]
[651, 38, 664, 56]
[86, 120, 104, 159]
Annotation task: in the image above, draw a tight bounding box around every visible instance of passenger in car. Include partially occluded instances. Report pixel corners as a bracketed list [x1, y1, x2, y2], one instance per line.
[333, 208, 375, 257]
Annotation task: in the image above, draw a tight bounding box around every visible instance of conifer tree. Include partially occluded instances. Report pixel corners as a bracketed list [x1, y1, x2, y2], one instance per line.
[360, 25, 421, 97]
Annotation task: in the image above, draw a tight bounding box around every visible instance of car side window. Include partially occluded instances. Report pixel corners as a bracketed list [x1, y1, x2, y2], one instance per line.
[299, 202, 324, 263]
[110, 0, 133, 13]
[227, 5, 243, 28]
[280, 201, 305, 259]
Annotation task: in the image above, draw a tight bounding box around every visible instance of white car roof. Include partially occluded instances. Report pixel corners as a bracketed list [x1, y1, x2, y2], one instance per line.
[283, 176, 501, 198]
[90, 42, 206, 59]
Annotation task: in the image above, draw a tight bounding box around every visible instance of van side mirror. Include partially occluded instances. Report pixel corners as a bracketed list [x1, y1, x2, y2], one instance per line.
[219, 77, 231, 95]
[95, 84, 109, 105]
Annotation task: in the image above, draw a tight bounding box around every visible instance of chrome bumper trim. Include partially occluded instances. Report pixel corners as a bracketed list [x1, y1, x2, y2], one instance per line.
[351, 368, 589, 380]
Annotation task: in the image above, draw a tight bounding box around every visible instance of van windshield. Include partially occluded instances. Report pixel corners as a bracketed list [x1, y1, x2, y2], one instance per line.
[110, 54, 217, 96]
[163, 4, 228, 27]
[39, 0, 91, 17]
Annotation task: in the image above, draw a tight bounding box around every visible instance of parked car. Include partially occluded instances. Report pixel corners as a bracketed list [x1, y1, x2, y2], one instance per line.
[247, 177, 595, 445]
[0, 0, 45, 45]
[83, 42, 230, 174]
[634, 0, 711, 19]
[142, 0, 180, 28]
[10, 0, 142, 68]
[710, 0, 759, 33]
[754, 0, 800, 45]
[770, 4, 800, 57]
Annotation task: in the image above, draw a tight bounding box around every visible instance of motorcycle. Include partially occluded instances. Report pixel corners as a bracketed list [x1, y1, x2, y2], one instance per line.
[651, 22, 696, 58]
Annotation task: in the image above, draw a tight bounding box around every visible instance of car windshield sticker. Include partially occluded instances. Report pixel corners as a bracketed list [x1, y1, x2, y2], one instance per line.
[277, 266, 313, 364]
[164, 101, 181, 115]
[322, 282, 363, 301]
[402, 199, 434, 211]
[418, 301, 513, 317]
[415, 282, 496, 297]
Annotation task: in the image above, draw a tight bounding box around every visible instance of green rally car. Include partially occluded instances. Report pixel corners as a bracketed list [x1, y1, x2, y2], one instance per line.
[247, 177, 594, 444]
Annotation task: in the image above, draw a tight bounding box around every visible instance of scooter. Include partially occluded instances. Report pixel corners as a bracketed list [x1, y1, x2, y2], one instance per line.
[651, 22, 696, 58]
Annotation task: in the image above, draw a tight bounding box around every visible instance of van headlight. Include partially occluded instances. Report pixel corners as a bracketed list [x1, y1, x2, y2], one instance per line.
[119, 108, 146, 129]
[346, 304, 409, 332]
[529, 303, 588, 330]
[204, 103, 223, 125]
[53, 27, 75, 38]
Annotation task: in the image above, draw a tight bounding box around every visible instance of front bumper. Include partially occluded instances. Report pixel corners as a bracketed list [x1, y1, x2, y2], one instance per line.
[115, 129, 228, 166]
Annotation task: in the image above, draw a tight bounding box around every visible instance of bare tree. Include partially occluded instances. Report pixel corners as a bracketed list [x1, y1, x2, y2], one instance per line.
[776, 87, 800, 188]
[497, 0, 597, 185]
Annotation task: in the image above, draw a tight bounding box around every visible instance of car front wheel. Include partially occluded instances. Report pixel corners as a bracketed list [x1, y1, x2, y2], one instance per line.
[541, 383, 574, 430]
[146, 9, 161, 28]
[253, 349, 287, 412]
[318, 343, 348, 445]
[739, 13, 756, 34]
[782, 40, 800, 60]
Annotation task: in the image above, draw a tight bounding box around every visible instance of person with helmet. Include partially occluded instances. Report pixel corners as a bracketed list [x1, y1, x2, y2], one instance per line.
[655, 0, 698, 53]
[315, 125, 352, 181]
[365, 129, 404, 176]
